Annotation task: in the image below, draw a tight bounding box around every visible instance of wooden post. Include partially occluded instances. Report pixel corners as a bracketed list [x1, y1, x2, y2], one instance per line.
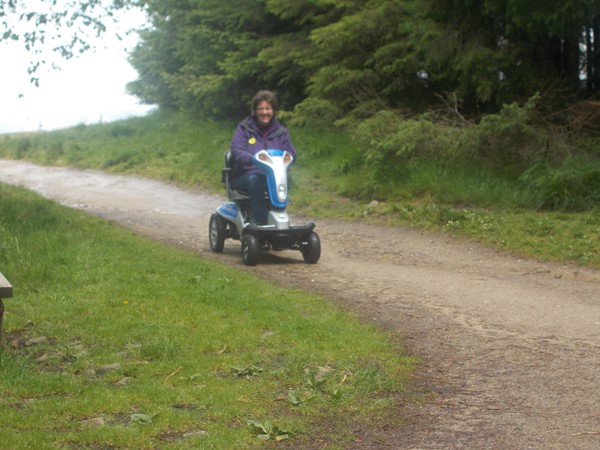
[0, 298, 4, 342]
[0, 272, 13, 343]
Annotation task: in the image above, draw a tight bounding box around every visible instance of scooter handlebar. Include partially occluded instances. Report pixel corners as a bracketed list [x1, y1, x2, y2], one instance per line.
[252, 149, 294, 167]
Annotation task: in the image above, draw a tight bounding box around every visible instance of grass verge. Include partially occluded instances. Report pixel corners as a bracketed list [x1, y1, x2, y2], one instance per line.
[0, 184, 415, 449]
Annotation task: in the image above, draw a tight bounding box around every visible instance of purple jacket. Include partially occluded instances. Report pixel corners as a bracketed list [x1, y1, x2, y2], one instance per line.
[230, 116, 296, 179]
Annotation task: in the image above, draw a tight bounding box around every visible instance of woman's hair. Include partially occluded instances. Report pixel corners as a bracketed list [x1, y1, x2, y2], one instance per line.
[251, 90, 278, 114]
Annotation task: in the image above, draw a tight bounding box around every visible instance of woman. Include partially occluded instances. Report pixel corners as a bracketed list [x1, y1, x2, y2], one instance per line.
[230, 90, 296, 225]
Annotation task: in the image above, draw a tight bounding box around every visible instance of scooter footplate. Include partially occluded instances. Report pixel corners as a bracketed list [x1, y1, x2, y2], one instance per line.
[244, 223, 316, 250]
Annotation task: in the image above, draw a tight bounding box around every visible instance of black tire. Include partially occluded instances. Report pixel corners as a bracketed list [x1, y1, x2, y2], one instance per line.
[241, 234, 260, 266]
[302, 232, 321, 264]
[209, 214, 226, 253]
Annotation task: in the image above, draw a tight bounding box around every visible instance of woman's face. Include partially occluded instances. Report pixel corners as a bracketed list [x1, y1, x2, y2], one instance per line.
[255, 101, 274, 126]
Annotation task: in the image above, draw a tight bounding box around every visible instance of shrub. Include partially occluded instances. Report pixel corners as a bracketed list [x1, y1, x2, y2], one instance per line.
[288, 97, 344, 128]
[470, 95, 569, 172]
[350, 111, 461, 176]
[16, 138, 32, 158]
[519, 156, 600, 211]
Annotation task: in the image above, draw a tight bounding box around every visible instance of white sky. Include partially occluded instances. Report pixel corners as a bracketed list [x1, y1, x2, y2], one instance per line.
[0, 5, 155, 134]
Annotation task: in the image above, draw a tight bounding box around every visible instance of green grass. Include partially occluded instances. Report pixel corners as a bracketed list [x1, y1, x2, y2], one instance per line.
[362, 202, 600, 267]
[0, 111, 233, 191]
[0, 184, 415, 449]
[1, 109, 599, 270]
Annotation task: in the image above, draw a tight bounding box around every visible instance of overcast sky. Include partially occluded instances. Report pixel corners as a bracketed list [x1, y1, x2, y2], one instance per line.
[0, 6, 155, 134]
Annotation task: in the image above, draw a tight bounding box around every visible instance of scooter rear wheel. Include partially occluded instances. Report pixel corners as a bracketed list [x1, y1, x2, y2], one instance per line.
[209, 214, 226, 253]
[241, 234, 260, 266]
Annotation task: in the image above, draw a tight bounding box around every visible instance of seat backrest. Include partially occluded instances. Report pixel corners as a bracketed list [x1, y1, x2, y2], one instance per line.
[221, 151, 232, 185]
[224, 151, 233, 169]
[222, 150, 250, 201]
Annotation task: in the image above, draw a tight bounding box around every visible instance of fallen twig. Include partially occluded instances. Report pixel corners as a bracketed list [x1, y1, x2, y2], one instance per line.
[571, 431, 600, 437]
[164, 366, 183, 383]
[306, 364, 352, 377]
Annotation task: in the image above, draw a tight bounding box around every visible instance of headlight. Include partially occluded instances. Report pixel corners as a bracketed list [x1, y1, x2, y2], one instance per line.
[278, 184, 287, 200]
[257, 151, 272, 164]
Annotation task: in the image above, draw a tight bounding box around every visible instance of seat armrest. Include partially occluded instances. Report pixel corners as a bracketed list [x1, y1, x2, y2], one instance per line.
[221, 167, 232, 184]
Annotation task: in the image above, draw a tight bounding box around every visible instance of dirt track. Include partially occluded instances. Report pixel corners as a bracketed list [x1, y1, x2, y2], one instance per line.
[2, 159, 600, 449]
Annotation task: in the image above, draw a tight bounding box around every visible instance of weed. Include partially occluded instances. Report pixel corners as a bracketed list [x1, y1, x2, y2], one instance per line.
[246, 418, 291, 441]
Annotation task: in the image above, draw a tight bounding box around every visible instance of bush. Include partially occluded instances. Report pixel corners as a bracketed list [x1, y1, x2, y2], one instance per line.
[338, 95, 592, 207]
[350, 111, 461, 175]
[470, 95, 570, 172]
[16, 138, 32, 158]
[288, 97, 344, 127]
[519, 156, 600, 211]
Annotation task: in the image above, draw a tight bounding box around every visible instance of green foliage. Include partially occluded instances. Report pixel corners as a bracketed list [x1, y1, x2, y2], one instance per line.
[1, 1, 149, 87]
[291, 94, 600, 214]
[471, 95, 558, 172]
[340, 110, 462, 198]
[128, 0, 309, 118]
[360, 112, 457, 162]
[125, 0, 600, 123]
[0, 184, 415, 448]
[520, 157, 600, 211]
[286, 97, 344, 127]
[246, 419, 291, 441]
[283, 0, 419, 120]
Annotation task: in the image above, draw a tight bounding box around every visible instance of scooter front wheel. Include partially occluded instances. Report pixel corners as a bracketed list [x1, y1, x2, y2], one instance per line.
[302, 231, 321, 264]
[241, 234, 260, 266]
[209, 214, 226, 253]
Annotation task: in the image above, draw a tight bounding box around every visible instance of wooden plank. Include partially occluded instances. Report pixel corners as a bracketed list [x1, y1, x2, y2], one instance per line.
[0, 271, 12, 298]
[0, 298, 4, 340]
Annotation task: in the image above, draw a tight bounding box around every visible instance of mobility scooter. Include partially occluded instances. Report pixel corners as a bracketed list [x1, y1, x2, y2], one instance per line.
[209, 149, 321, 266]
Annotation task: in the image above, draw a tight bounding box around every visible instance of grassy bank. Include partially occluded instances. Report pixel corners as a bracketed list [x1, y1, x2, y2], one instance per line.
[0, 183, 415, 449]
[1, 109, 598, 268]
